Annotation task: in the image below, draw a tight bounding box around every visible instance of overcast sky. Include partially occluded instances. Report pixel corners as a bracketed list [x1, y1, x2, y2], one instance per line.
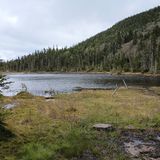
[0, 0, 160, 60]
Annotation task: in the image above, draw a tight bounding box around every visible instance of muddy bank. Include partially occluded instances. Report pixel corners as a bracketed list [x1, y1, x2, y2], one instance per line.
[121, 129, 160, 159]
[73, 129, 160, 160]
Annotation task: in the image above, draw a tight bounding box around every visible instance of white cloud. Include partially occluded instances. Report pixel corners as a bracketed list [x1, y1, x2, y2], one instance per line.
[0, 9, 18, 28]
[0, 0, 159, 60]
[6, 15, 18, 26]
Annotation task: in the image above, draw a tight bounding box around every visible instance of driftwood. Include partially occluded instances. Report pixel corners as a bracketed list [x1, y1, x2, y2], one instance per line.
[73, 79, 128, 97]
[123, 79, 128, 89]
[112, 79, 128, 96]
[73, 86, 117, 91]
[81, 87, 116, 91]
[112, 85, 120, 96]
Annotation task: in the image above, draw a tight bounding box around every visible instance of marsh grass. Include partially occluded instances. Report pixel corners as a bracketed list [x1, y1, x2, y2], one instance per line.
[15, 91, 34, 99]
[0, 88, 160, 159]
[20, 143, 54, 160]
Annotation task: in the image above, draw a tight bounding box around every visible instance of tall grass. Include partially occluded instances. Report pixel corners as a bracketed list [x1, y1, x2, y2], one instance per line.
[20, 143, 54, 160]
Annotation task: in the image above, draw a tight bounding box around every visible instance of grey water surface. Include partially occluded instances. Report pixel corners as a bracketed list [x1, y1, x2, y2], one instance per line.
[1, 73, 160, 96]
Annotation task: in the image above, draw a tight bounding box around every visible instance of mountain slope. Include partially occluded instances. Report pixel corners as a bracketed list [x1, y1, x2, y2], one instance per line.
[1, 6, 160, 73]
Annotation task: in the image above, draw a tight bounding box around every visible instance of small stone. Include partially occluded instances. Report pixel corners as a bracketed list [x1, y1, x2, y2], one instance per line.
[124, 142, 140, 157]
[93, 124, 113, 131]
[73, 87, 83, 91]
[126, 125, 136, 130]
[139, 145, 155, 154]
[157, 136, 160, 141]
[3, 103, 16, 109]
[46, 99, 55, 102]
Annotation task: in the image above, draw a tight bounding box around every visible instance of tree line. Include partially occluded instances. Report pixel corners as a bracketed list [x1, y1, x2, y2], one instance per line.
[0, 6, 160, 73]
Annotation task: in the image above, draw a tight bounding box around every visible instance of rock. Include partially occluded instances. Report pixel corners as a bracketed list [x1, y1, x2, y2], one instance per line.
[3, 103, 16, 109]
[125, 125, 136, 130]
[73, 87, 83, 91]
[124, 141, 140, 158]
[93, 124, 113, 131]
[46, 99, 55, 102]
[139, 145, 155, 154]
[157, 136, 160, 141]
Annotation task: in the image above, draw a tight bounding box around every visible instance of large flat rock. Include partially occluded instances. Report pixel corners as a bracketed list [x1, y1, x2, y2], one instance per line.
[93, 124, 113, 131]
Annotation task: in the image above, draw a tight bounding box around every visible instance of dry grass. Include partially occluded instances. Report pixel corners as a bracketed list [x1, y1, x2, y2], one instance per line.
[0, 88, 160, 159]
[3, 88, 160, 134]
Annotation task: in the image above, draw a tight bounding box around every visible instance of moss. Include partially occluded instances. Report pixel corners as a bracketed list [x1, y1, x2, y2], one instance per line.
[0, 93, 4, 99]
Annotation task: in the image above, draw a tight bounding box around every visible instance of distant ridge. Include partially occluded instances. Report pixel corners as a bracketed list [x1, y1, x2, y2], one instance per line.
[1, 6, 160, 73]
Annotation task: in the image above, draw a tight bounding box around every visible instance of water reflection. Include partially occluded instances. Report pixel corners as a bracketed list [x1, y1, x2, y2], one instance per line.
[2, 74, 160, 96]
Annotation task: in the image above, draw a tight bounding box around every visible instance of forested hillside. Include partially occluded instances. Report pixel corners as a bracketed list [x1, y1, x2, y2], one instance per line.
[1, 6, 160, 73]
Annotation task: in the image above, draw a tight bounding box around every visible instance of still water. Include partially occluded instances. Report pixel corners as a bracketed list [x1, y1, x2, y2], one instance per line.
[2, 73, 160, 96]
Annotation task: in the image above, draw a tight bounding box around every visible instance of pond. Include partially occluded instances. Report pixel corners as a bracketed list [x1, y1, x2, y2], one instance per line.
[1, 73, 160, 96]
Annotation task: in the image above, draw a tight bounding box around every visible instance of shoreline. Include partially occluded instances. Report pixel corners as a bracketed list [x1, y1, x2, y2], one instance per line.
[2, 71, 160, 77]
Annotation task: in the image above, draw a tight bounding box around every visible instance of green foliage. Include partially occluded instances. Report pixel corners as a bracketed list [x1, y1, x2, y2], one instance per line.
[0, 75, 7, 89]
[0, 93, 3, 99]
[0, 75, 7, 123]
[19, 127, 92, 160]
[1, 6, 160, 73]
[0, 103, 13, 142]
[57, 127, 92, 158]
[20, 143, 54, 160]
[1, 88, 160, 159]
[150, 114, 160, 127]
[0, 106, 6, 123]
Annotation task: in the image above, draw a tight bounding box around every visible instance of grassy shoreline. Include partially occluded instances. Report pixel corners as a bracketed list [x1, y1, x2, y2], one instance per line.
[0, 87, 160, 159]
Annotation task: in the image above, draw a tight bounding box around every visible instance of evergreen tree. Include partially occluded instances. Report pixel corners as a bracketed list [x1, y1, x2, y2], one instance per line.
[0, 6, 160, 73]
